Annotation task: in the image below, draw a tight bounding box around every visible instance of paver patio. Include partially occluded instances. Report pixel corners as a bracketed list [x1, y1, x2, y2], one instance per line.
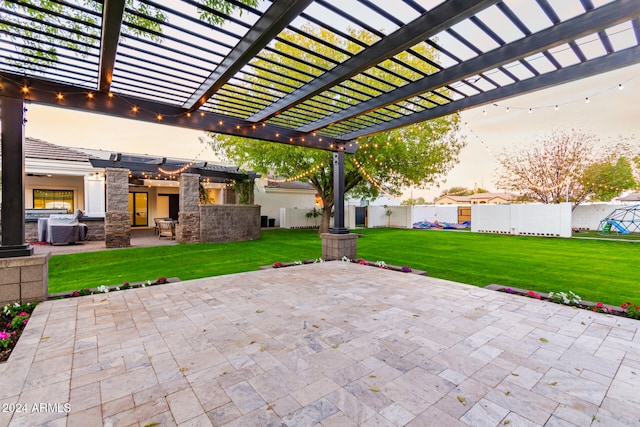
[1, 262, 638, 426]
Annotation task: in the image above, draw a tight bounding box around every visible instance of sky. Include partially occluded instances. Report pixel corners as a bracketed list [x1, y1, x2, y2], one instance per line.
[24, 61, 640, 203]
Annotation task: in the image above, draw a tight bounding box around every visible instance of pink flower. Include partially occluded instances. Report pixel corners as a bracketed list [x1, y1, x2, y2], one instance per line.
[18, 312, 27, 317]
[526, 291, 541, 300]
[0, 331, 11, 340]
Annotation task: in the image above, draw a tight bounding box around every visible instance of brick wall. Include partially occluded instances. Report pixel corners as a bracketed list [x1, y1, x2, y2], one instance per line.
[200, 205, 260, 243]
[0, 254, 49, 305]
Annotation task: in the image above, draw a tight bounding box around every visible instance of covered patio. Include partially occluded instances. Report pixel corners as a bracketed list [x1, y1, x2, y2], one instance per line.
[2, 262, 638, 426]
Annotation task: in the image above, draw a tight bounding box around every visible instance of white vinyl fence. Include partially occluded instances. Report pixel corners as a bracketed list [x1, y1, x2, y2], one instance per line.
[278, 202, 621, 237]
[471, 203, 572, 237]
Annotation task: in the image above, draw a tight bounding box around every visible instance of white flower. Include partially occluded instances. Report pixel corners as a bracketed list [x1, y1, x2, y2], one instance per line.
[96, 285, 109, 294]
[314, 258, 324, 263]
[341, 256, 351, 262]
[294, 260, 303, 265]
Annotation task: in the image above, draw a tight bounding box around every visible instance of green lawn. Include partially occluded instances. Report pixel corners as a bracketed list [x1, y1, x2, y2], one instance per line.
[48, 228, 638, 306]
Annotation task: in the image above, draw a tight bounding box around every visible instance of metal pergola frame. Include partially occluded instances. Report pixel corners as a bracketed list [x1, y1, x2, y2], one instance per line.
[1, 0, 639, 255]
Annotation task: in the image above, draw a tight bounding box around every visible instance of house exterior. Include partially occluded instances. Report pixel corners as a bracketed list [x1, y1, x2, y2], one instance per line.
[434, 195, 472, 205]
[11, 138, 261, 242]
[254, 178, 319, 227]
[435, 192, 516, 205]
[15, 138, 330, 241]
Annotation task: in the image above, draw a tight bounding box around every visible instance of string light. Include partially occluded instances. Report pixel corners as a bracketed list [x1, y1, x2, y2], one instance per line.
[352, 158, 392, 196]
[56, 93, 63, 100]
[87, 92, 94, 100]
[158, 161, 196, 176]
[585, 97, 590, 103]
[264, 163, 325, 183]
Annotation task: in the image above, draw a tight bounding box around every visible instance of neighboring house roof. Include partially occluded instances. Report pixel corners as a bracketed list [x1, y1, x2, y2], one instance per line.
[263, 179, 315, 191]
[618, 192, 640, 201]
[435, 195, 471, 202]
[469, 192, 516, 200]
[24, 137, 90, 162]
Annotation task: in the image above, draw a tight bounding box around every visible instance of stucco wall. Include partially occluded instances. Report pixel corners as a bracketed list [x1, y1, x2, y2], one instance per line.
[199, 205, 260, 242]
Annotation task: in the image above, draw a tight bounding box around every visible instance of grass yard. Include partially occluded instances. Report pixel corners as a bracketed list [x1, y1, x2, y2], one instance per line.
[48, 228, 638, 306]
[572, 230, 640, 240]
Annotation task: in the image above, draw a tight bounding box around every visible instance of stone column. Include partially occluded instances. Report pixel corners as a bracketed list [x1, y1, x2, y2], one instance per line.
[321, 233, 358, 261]
[178, 173, 200, 243]
[105, 168, 130, 248]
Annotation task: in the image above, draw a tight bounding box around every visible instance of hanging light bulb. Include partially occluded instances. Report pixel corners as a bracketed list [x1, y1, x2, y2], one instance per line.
[585, 97, 590, 103]
[618, 83, 624, 90]
[555, 105, 559, 111]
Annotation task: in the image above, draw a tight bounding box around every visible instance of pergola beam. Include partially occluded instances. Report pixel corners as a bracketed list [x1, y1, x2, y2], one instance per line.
[247, 0, 501, 123]
[337, 45, 640, 140]
[0, 73, 357, 154]
[98, 0, 126, 91]
[183, 0, 314, 111]
[298, 0, 639, 133]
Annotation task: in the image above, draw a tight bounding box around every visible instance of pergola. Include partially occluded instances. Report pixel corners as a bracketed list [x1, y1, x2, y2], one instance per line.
[1, 0, 639, 257]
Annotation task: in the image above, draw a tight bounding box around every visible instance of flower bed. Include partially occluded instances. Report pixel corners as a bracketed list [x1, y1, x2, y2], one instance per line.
[1, 302, 38, 363]
[485, 284, 640, 320]
[260, 258, 427, 276]
[48, 276, 180, 299]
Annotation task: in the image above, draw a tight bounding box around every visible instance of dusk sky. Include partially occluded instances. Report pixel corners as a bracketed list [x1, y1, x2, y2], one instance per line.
[24, 61, 639, 203]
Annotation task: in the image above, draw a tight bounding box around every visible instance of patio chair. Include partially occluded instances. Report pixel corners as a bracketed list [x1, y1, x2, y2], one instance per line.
[158, 220, 175, 240]
[154, 217, 173, 235]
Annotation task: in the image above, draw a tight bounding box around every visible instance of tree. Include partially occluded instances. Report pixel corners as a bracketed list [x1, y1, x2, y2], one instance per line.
[496, 128, 597, 206]
[438, 186, 488, 197]
[581, 156, 636, 201]
[496, 128, 638, 207]
[401, 197, 426, 206]
[206, 26, 465, 234]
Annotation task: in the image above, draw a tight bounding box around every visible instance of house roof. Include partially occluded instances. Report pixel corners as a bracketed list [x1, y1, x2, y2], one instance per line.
[469, 192, 516, 200]
[435, 195, 470, 202]
[618, 192, 640, 201]
[24, 137, 91, 163]
[264, 179, 315, 191]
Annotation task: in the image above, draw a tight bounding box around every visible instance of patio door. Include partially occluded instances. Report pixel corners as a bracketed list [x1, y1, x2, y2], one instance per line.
[128, 192, 148, 226]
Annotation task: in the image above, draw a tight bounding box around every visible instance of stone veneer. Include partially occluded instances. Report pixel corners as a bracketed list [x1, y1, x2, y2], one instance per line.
[200, 205, 260, 242]
[105, 168, 130, 248]
[0, 254, 49, 305]
[178, 173, 200, 243]
[321, 233, 358, 260]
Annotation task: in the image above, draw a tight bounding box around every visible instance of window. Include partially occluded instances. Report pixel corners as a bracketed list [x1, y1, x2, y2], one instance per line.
[33, 189, 74, 212]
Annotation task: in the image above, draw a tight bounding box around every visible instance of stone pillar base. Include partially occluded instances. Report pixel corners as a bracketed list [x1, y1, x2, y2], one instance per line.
[321, 233, 358, 261]
[0, 254, 49, 305]
[105, 211, 131, 248]
[178, 212, 200, 243]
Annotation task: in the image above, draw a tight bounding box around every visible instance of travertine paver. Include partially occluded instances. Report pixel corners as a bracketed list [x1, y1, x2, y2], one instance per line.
[1, 261, 640, 426]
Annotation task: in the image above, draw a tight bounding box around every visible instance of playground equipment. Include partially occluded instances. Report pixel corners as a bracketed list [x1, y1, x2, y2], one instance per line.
[598, 204, 640, 234]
